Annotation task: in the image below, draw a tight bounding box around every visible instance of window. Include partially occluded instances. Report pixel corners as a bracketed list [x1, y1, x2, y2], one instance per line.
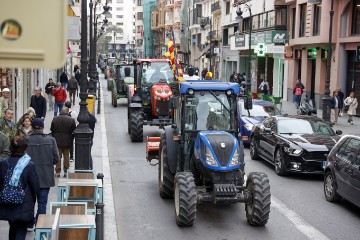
[117, 15, 124, 18]
[223, 28, 228, 46]
[137, 0, 143, 6]
[292, 8, 296, 39]
[116, 37, 123, 40]
[252, 15, 259, 30]
[243, 19, 250, 32]
[117, 22, 124, 26]
[352, 0, 360, 34]
[259, 13, 267, 28]
[313, 4, 321, 36]
[117, 0, 124, 3]
[137, 12, 143, 20]
[116, 7, 124, 11]
[275, 7, 287, 26]
[226, 1, 230, 15]
[299, 4, 307, 37]
[268, 11, 275, 27]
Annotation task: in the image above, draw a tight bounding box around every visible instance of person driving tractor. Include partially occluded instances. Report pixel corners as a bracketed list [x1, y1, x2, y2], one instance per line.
[149, 65, 167, 83]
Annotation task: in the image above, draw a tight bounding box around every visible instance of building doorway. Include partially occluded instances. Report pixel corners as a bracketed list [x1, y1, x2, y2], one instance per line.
[310, 59, 316, 99]
[347, 50, 360, 115]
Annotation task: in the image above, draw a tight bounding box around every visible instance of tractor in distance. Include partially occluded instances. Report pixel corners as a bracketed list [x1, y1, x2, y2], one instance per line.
[146, 81, 271, 227]
[128, 59, 175, 142]
[110, 63, 135, 107]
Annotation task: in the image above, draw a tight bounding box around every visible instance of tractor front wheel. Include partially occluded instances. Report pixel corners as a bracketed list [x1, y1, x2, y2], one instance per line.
[112, 81, 117, 107]
[174, 172, 197, 227]
[129, 109, 143, 142]
[245, 172, 271, 226]
[158, 134, 174, 198]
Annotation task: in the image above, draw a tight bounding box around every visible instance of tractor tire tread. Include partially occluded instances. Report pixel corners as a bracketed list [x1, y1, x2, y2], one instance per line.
[129, 110, 143, 142]
[159, 134, 174, 198]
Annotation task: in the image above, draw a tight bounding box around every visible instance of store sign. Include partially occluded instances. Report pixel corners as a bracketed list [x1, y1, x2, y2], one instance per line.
[284, 46, 294, 60]
[272, 31, 287, 45]
[255, 43, 267, 57]
[235, 34, 245, 47]
[250, 30, 287, 46]
[267, 45, 284, 54]
[213, 48, 220, 54]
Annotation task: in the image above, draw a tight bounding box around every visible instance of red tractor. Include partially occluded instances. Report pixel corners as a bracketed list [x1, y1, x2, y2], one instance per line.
[128, 59, 176, 142]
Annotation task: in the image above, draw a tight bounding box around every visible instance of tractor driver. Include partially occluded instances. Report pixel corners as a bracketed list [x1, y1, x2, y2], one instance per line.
[149, 65, 167, 83]
[123, 67, 134, 85]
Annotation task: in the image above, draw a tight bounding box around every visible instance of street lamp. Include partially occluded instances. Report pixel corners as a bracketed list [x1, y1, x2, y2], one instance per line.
[235, 3, 253, 110]
[74, 0, 92, 170]
[322, 0, 334, 124]
[200, 17, 213, 74]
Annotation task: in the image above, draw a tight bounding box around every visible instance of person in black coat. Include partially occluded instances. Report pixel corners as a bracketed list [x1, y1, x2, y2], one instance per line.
[60, 71, 69, 90]
[337, 88, 344, 114]
[88, 111, 97, 169]
[0, 136, 40, 240]
[30, 87, 47, 120]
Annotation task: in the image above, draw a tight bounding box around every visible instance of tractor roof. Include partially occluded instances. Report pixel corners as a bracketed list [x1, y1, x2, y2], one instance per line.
[180, 82, 240, 94]
[136, 59, 169, 63]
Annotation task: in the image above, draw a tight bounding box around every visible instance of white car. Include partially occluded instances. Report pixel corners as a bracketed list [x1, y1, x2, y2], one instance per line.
[183, 74, 201, 81]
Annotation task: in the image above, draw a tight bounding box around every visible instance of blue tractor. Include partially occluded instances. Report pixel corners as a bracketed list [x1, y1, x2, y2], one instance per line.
[147, 81, 271, 226]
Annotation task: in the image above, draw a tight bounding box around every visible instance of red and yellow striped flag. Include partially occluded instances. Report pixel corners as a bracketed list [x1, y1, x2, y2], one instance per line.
[164, 38, 184, 82]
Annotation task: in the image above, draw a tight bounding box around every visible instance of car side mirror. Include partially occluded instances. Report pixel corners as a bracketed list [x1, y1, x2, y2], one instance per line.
[336, 130, 342, 135]
[264, 128, 272, 134]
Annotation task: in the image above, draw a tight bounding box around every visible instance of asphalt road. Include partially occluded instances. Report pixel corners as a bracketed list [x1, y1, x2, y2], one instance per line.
[103, 83, 360, 240]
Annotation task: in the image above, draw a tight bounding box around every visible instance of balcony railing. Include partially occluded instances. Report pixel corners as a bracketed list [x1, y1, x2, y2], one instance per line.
[166, 0, 174, 7]
[211, 2, 220, 12]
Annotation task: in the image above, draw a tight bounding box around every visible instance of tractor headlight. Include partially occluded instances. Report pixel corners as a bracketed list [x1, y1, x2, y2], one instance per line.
[244, 123, 254, 131]
[205, 147, 218, 167]
[284, 147, 303, 156]
[229, 150, 239, 166]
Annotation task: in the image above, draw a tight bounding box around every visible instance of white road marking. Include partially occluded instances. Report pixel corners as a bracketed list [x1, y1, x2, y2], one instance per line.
[272, 196, 330, 240]
[100, 78, 119, 240]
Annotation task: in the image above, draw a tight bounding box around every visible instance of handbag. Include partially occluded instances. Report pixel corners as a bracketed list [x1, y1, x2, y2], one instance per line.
[344, 98, 355, 112]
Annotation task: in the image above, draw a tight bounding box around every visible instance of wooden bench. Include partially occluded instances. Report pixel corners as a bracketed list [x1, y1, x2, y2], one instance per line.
[50, 202, 88, 215]
[63, 182, 99, 215]
[67, 170, 96, 179]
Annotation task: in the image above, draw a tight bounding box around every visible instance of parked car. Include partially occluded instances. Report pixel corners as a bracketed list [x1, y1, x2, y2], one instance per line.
[324, 135, 360, 208]
[250, 115, 342, 176]
[238, 99, 281, 145]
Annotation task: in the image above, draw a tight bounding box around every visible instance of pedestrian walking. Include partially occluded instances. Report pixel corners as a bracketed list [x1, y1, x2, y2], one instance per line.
[67, 77, 78, 105]
[17, 115, 33, 138]
[30, 87, 47, 120]
[52, 82, 67, 117]
[344, 91, 358, 125]
[201, 67, 208, 80]
[337, 88, 344, 115]
[293, 80, 305, 108]
[27, 118, 59, 223]
[73, 65, 79, 74]
[60, 71, 69, 90]
[229, 72, 236, 82]
[331, 91, 340, 125]
[16, 107, 36, 128]
[259, 80, 269, 95]
[75, 69, 81, 85]
[0, 130, 10, 162]
[0, 136, 40, 240]
[51, 107, 76, 177]
[44, 78, 56, 111]
[0, 108, 17, 141]
[64, 101, 78, 160]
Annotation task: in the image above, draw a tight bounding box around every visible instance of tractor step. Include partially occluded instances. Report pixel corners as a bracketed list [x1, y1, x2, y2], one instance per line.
[146, 137, 161, 162]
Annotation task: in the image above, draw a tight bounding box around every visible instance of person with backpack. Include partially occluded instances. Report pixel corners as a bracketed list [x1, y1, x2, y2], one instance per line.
[0, 136, 40, 240]
[67, 77, 78, 105]
[259, 80, 269, 95]
[293, 80, 305, 108]
[44, 78, 56, 111]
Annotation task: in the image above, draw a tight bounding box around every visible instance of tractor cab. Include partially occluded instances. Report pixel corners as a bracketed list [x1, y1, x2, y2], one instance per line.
[110, 64, 135, 107]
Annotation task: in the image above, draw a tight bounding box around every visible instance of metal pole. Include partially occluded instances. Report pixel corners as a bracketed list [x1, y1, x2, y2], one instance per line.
[95, 202, 105, 240]
[88, 0, 95, 95]
[74, 0, 92, 170]
[245, 5, 253, 110]
[210, 17, 212, 74]
[322, 0, 334, 124]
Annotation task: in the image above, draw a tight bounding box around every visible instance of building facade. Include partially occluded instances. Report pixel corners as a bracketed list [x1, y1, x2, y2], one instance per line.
[134, 0, 144, 58]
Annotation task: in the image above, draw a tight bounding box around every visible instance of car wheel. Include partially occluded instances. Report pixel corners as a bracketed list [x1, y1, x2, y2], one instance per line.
[274, 149, 287, 176]
[324, 171, 341, 202]
[250, 137, 259, 160]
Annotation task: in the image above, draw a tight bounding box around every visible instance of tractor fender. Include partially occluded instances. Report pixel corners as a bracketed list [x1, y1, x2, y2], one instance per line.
[164, 126, 178, 174]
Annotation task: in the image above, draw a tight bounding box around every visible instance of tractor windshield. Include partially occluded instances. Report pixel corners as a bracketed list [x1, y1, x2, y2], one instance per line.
[184, 92, 237, 132]
[143, 62, 175, 84]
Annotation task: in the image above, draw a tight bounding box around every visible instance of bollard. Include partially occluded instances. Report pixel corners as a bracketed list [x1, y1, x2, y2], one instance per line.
[69, 159, 75, 171]
[95, 202, 105, 240]
[97, 173, 104, 185]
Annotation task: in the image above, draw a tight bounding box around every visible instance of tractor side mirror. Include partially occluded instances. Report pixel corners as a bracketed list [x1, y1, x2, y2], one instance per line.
[170, 97, 179, 109]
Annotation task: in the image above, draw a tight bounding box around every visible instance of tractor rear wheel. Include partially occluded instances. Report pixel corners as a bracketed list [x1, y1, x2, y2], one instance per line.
[158, 134, 174, 198]
[245, 172, 271, 226]
[112, 82, 117, 107]
[174, 172, 197, 227]
[129, 109, 143, 142]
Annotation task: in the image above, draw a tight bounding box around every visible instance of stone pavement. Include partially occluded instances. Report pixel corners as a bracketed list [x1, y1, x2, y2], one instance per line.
[0, 71, 117, 239]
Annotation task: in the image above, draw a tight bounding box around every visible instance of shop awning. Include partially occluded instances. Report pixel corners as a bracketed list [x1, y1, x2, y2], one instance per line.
[196, 43, 214, 60]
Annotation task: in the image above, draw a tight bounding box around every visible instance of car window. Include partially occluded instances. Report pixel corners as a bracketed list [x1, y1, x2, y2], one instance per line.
[337, 138, 360, 165]
[277, 119, 335, 135]
[240, 102, 281, 117]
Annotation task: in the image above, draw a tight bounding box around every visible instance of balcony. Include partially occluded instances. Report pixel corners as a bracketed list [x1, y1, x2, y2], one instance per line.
[211, 2, 220, 14]
[166, 0, 174, 9]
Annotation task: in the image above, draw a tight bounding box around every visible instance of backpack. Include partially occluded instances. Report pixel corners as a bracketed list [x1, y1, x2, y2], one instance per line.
[295, 87, 302, 96]
[0, 159, 27, 206]
[263, 83, 268, 91]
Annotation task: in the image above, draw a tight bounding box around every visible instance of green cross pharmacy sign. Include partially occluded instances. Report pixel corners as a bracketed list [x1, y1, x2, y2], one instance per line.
[255, 43, 267, 56]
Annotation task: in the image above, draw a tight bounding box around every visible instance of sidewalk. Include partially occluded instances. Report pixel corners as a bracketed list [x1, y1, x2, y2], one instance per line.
[280, 100, 360, 135]
[0, 70, 117, 239]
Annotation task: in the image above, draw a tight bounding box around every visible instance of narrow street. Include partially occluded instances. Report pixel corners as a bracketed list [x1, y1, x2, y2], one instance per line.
[102, 81, 360, 240]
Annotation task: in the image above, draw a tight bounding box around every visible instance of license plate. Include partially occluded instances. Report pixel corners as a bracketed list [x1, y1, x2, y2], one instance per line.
[322, 161, 327, 169]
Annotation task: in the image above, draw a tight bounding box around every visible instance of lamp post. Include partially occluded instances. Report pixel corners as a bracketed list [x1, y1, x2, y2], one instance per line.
[74, 0, 92, 170]
[200, 17, 213, 74]
[322, 0, 334, 124]
[235, 2, 252, 110]
[88, 0, 95, 95]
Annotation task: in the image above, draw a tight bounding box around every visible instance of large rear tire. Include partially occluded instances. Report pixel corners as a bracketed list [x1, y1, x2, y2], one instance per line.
[174, 172, 197, 227]
[158, 134, 174, 198]
[324, 171, 341, 202]
[129, 109, 143, 142]
[245, 172, 271, 226]
[112, 81, 117, 107]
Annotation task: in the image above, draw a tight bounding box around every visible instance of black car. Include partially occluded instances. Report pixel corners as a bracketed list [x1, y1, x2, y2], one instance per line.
[250, 115, 342, 176]
[324, 135, 360, 208]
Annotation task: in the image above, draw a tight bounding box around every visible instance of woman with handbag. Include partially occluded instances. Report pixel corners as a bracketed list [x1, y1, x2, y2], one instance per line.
[344, 92, 358, 125]
[0, 136, 40, 240]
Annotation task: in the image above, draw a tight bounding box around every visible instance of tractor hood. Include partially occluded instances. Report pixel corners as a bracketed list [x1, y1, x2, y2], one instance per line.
[194, 131, 244, 171]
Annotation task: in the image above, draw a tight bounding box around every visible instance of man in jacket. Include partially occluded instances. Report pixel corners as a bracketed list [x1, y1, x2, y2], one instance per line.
[44, 78, 56, 111]
[30, 87, 47, 120]
[0, 108, 17, 141]
[60, 71, 69, 90]
[67, 77, 78, 105]
[51, 107, 76, 177]
[27, 118, 59, 223]
[0, 131, 10, 161]
[0, 88, 12, 117]
[52, 82, 67, 117]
